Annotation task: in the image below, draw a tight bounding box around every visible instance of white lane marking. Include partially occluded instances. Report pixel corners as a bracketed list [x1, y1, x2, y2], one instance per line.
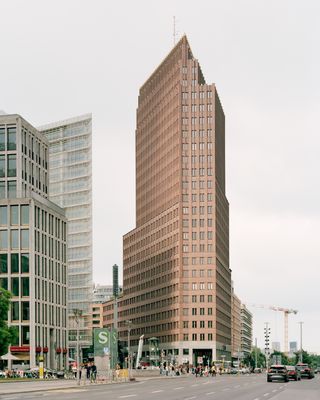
[185, 397, 196, 400]
[119, 396, 137, 399]
[263, 394, 270, 397]
[174, 387, 184, 390]
[152, 390, 164, 393]
[191, 384, 199, 387]
[279, 386, 284, 389]
[206, 392, 216, 396]
[234, 385, 241, 388]
[272, 389, 277, 392]
[202, 381, 210, 384]
[222, 387, 231, 391]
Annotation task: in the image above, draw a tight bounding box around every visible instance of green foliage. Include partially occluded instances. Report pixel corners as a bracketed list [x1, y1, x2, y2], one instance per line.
[294, 350, 320, 366]
[270, 350, 289, 365]
[0, 288, 18, 356]
[243, 347, 266, 368]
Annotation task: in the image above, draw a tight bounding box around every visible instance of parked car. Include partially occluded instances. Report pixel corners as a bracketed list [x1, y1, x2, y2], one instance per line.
[254, 367, 262, 373]
[267, 365, 289, 382]
[296, 363, 314, 379]
[286, 365, 301, 381]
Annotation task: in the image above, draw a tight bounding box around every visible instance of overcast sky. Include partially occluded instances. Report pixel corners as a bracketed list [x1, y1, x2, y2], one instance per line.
[1, 0, 319, 353]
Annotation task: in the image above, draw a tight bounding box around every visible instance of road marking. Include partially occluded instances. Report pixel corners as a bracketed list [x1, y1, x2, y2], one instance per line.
[263, 394, 270, 397]
[206, 392, 216, 396]
[119, 396, 137, 399]
[191, 384, 199, 387]
[174, 387, 184, 390]
[184, 397, 196, 400]
[272, 389, 277, 392]
[202, 381, 210, 384]
[152, 390, 164, 393]
[222, 387, 231, 391]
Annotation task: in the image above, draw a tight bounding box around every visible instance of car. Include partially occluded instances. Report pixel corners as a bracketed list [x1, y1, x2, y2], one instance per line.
[286, 365, 301, 381]
[267, 365, 289, 382]
[254, 367, 262, 373]
[296, 363, 314, 379]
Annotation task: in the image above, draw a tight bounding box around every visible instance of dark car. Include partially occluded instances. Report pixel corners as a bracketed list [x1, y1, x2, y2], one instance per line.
[296, 363, 314, 379]
[286, 365, 301, 381]
[267, 365, 289, 382]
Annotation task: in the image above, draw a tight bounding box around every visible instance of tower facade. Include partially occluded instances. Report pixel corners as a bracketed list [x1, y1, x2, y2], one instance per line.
[120, 36, 231, 365]
[38, 114, 92, 351]
[0, 114, 68, 369]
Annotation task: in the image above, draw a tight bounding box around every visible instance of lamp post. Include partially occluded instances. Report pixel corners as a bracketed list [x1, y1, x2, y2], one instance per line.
[298, 321, 303, 363]
[73, 309, 83, 386]
[126, 320, 132, 378]
[264, 323, 271, 371]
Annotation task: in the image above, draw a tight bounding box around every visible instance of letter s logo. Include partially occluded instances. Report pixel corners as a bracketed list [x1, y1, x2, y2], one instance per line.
[98, 331, 108, 344]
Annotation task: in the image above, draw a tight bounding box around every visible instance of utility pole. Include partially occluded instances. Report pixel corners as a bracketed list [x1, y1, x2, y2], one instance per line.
[299, 321, 303, 363]
[255, 338, 258, 369]
[264, 323, 271, 370]
[126, 320, 132, 378]
[73, 309, 82, 386]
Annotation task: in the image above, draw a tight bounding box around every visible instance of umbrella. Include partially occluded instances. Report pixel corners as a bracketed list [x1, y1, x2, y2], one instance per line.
[1, 352, 19, 360]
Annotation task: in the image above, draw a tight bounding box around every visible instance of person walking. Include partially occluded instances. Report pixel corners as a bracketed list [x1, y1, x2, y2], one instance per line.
[90, 363, 97, 383]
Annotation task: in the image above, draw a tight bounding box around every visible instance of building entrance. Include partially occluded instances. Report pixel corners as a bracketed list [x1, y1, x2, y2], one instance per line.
[193, 349, 212, 367]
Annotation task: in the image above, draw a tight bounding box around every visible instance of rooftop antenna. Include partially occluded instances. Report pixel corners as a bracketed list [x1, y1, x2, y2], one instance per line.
[173, 16, 178, 45]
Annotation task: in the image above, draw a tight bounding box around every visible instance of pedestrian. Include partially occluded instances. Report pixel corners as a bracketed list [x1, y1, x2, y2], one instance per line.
[90, 363, 97, 383]
[86, 362, 91, 380]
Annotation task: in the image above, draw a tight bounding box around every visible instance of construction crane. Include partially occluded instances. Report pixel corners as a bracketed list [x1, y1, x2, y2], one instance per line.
[247, 304, 298, 354]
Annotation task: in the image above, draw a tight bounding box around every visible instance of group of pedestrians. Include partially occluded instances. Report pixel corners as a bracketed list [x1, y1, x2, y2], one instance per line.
[194, 365, 220, 377]
[85, 362, 97, 382]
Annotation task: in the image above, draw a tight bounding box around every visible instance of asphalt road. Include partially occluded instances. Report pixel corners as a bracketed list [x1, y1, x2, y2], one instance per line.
[1, 374, 319, 400]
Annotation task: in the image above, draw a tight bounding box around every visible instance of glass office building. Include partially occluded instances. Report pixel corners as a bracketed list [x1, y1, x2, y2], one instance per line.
[0, 114, 67, 369]
[39, 114, 92, 350]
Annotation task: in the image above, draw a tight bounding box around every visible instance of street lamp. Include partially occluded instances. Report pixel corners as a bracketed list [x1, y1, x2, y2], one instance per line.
[298, 321, 303, 363]
[125, 320, 133, 378]
[73, 309, 83, 386]
[264, 323, 271, 370]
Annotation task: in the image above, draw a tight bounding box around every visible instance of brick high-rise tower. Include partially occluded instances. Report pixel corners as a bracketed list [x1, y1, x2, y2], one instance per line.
[120, 36, 231, 365]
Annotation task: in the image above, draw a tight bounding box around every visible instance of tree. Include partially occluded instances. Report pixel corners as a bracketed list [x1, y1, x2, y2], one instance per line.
[0, 288, 18, 356]
[243, 347, 266, 369]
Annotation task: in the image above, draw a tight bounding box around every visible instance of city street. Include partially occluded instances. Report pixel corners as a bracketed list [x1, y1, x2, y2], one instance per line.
[0, 374, 319, 400]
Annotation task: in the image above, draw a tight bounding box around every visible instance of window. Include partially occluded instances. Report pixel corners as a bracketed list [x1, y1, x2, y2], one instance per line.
[21, 254, 29, 273]
[208, 295, 213, 302]
[192, 308, 197, 315]
[11, 254, 19, 273]
[192, 270, 196, 277]
[192, 295, 197, 302]
[208, 333, 213, 341]
[208, 219, 213, 227]
[192, 257, 197, 265]
[200, 321, 205, 328]
[0, 206, 7, 225]
[0, 254, 8, 273]
[0, 231, 8, 249]
[22, 301, 30, 320]
[207, 270, 213, 277]
[21, 230, 29, 249]
[199, 295, 205, 302]
[0, 277, 8, 290]
[199, 282, 205, 290]
[208, 257, 213, 264]
[183, 308, 188, 316]
[208, 320, 213, 328]
[183, 232, 189, 240]
[192, 283, 197, 290]
[183, 207, 188, 214]
[21, 205, 29, 225]
[0, 155, 4, 177]
[192, 232, 197, 240]
[183, 321, 189, 328]
[192, 321, 197, 328]
[11, 277, 19, 296]
[192, 333, 197, 341]
[8, 181, 16, 198]
[208, 283, 213, 290]
[183, 334, 189, 341]
[192, 244, 197, 252]
[7, 127, 16, 150]
[200, 308, 205, 315]
[0, 127, 5, 151]
[10, 230, 19, 249]
[208, 206, 213, 214]
[10, 206, 19, 225]
[22, 277, 29, 296]
[200, 334, 205, 341]
[208, 308, 213, 315]
[7, 154, 16, 177]
[11, 302, 19, 320]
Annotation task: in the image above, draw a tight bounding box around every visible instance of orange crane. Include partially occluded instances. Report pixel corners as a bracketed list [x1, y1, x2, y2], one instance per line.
[247, 304, 298, 354]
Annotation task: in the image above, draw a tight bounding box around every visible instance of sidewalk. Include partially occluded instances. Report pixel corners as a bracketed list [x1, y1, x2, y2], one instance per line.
[0, 379, 80, 395]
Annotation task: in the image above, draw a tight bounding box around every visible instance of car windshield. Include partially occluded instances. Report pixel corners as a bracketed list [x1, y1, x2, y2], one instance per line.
[286, 366, 295, 370]
[270, 367, 286, 372]
[296, 364, 308, 370]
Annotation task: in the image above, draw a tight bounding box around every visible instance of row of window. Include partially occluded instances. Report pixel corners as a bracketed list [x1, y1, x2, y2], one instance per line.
[182, 117, 213, 125]
[181, 90, 213, 99]
[183, 231, 214, 241]
[0, 180, 16, 198]
[183, 244, 213, 252]
[182, 282, 214, 290]
[35, 206, 67, 240]
[183, 307, 213, 316]
[183, 129, 213, 139]
[184, 333, 214, 341]
[182, 257, 214, 265]
[0, 205, 29, 226]
[35, 255, 67, 283]
[183, 155, 214, 164]
[0, 126, 16, 151]
[183, 219, 214, 228]
[0, 154, 16, 177]
[182, 180, 213, 189]
[182, 193, 213, 202]
[182, 104, 213, 112]
[21, 127, 48, 169]
[0, 253, 29, 273]
[1, 276, 29, 296]
[183, 206, 214, 214]
[11, 301, 29, 321]
[183, 142, 213, 151]
[183, 320, 214, 329]
[0, 229, 29, 250]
